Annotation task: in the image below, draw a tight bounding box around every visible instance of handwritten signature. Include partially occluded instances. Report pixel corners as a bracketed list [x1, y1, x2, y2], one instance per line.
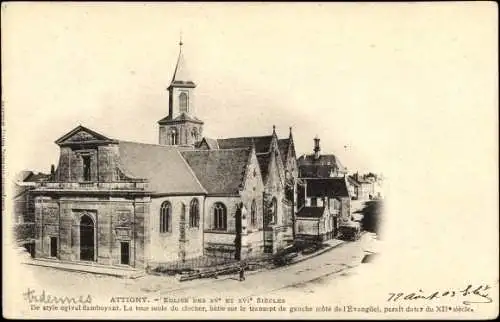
[23, 288, 92, 304]
[387, 284, 493, 305]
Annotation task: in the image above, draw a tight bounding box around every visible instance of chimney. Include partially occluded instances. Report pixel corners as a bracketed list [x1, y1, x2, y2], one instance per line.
[50, 164, 55, 175]
[313, 135, 320, 159]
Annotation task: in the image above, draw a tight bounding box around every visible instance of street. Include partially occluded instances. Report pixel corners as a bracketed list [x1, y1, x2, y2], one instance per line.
[16, 232, 378, 303]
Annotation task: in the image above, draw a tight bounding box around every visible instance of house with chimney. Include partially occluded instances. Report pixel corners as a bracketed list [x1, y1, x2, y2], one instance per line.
[296, 136, 353, 241]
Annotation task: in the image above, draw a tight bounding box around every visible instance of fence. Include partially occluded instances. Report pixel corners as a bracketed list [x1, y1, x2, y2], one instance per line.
[151, 252, 273, 275]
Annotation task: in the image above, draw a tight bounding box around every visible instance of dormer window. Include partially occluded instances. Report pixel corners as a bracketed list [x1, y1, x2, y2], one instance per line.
[179, 92, 188, 113]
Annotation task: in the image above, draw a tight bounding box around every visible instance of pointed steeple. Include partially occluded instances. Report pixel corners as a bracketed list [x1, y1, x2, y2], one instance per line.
[169, 36, 195, 87]
[158, 38, 203, 146]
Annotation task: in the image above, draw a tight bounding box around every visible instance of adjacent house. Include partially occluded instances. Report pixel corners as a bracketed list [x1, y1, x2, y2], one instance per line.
[13, 170, 51, 257]
[295, 206, 335, 245]
[297, 136, 348, 178]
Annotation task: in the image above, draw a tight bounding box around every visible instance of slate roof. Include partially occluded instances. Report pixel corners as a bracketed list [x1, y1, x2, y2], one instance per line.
[196, 137, 219, 149]
[347, 175, 361, 187]
[297, 206, 326, 218]
[305, 178, 350, 198]
[181, 148, 251, 195]
[256, 152, 271, 182]
[170, 44, 195, 86]
[298, 154, 345, 170]
[22, 172, 51, 183]
[299, 165, 337, 178]
[217, 135, 273, 154]
[117, 141, 206, 194]
[16, 170, 34, 182]
[278, 139, 290, 163]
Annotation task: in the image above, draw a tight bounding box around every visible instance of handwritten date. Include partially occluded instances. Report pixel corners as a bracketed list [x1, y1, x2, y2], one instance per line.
[387, 284, 492, 305]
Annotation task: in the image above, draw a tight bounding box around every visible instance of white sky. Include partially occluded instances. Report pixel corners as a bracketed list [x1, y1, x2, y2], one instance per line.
[2, 2, 497, 180]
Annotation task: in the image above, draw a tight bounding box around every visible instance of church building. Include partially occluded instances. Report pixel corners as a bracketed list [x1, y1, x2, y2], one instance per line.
[30, 40, 297, 270]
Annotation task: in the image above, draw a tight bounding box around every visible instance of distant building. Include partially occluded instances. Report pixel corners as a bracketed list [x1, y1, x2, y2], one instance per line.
[297, 136, 348, 178]
[347, 175, 360, 200]
[295, 177, 351, 243]
[295, 206, 334, 244]
[13, 170, 51, 256]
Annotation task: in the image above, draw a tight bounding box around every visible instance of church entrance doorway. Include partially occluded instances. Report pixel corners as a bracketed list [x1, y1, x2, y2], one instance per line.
[80, 215, 95, 261]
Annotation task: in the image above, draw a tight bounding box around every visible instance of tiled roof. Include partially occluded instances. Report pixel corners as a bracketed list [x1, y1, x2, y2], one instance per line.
[118, 141, 206, 194]
[217, 135, 272, 154]
[181, 148, 251, 195]
[306, 178, 350, 198]
[277, 139, 289, 163]
[297, 206, 326, 218]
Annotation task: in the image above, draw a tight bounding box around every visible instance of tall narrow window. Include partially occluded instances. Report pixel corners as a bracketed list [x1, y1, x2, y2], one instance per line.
[170, 128, 178, 145]
[250, 200, 257, 227]
[311, 197, 317, 207]
[82, 155, 91, 181]
[160, 201, 171, 233]
[213, 202, 227, 230]
[191, 127, 198, 141]
[271, 197, 278, 223]
[189, 199, 199, 228]
[179, 92, 188, 113]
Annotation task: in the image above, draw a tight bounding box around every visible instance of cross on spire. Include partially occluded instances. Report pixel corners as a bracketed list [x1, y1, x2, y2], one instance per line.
[179, 31, 183, 47]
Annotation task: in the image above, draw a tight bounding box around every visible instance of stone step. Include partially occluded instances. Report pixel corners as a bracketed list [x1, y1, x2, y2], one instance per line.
[24, 258, 145, 279]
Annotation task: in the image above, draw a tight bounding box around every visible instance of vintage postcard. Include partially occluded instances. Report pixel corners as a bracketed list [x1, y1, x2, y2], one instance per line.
[2, 2, 498, 319]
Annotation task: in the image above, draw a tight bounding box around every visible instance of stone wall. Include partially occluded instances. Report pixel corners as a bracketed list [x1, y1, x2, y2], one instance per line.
[56, 144, 120, 182]
[34, 195, 148, 268]
[149, 196, 204, 264]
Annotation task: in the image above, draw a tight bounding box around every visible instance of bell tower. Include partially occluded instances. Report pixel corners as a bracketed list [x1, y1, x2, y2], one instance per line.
[158, 38, 204, 146]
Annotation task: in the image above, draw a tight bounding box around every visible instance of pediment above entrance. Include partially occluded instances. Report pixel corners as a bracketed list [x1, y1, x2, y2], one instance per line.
[55, 125, 117, 146]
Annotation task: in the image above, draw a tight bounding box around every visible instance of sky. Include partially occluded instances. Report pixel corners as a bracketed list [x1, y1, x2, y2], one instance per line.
[2, 2, 499, 311]
[2, 2, 496, 178]
[2, 2, 497, 184]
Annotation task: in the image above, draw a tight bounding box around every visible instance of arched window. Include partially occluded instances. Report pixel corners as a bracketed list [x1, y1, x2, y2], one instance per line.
[250, 200, 257, 227]
[170, 128, 178, 145]
[191, 127, 198, 141]
[179, 92, 188, 113]
[189, 199, 199, 228]
[213, 202, 227, 231]
[160, 201, 171, 233]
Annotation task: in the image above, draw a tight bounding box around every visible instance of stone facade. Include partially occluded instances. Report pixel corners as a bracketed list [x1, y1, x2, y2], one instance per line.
[34, 195, 150, 268]
[203, 149, 266, 259]
[149, 195, 204, 264]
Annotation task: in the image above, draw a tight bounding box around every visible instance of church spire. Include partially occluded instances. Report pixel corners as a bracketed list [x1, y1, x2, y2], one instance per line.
[170, 34, 194, 86]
